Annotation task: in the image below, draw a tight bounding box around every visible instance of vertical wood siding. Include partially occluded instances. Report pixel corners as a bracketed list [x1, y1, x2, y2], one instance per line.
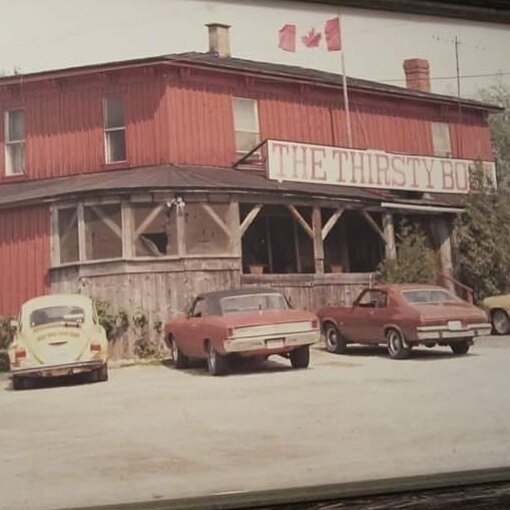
[0, 205, 50, 317]
[0, 65, 494, 181]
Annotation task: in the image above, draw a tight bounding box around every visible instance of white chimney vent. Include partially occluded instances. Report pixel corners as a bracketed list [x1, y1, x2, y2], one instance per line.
[206, 23, 231, 58]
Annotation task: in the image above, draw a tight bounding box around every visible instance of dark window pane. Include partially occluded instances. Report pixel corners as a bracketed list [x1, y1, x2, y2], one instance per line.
[106, 130, 126, 162]
[104, 96, 124, 129]
[7, 110, 24, 141]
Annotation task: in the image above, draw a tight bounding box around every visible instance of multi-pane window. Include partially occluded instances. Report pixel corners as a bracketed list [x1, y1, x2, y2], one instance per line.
[103, 96, 126, 163]
[4, 109, 25, 175]
[232, 97, 260, 155]
[431, 122, 452, 158]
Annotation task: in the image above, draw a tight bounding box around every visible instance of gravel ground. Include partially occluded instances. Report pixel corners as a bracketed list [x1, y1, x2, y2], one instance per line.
[1, 336, 509, 510]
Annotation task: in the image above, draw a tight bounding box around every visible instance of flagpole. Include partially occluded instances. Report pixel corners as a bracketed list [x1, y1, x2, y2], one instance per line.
[340, 49, 353, 148]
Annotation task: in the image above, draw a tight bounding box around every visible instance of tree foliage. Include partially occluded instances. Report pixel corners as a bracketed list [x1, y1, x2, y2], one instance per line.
[378, 222, 436, 284]
[478, 81, 510, 189]
[455, 165, 510, 299]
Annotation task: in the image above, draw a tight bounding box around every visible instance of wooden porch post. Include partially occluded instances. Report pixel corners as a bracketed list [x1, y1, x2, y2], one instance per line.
[432, 216, 454, 290]
[312, 207, 324, 275]
[382, 212, 396, 259]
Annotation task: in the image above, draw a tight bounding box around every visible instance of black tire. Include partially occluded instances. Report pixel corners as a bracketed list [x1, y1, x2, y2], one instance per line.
[290, 345, 310, 369]
[451, 340, 470, 355]
[491, 309, 510, 335]
[12, 376, 30, 390]
[324, 322, 347, 354]
[206, 344, 229, 376]
[386, 329, 411, 359]
[170, 338, 189, 369]
[98, 363, 108, 382]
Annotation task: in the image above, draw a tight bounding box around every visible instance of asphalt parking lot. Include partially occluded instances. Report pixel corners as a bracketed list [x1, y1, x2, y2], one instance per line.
[1, 337, 510, 510]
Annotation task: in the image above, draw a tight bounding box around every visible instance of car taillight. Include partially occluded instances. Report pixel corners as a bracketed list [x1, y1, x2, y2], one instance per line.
[227, 327, 235, 338]
[311, 320, 319, 329]
[90, 343, 101, 352]
[15, 348, 26, 360]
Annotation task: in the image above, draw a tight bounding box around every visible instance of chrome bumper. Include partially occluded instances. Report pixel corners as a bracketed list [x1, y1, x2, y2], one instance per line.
[416, 323, 492, 341]
[223, 330, 319, 353]
[11, 359, 104, 378]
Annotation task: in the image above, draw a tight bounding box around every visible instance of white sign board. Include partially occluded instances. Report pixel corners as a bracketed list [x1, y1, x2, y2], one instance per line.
[267, 140, 496, 194]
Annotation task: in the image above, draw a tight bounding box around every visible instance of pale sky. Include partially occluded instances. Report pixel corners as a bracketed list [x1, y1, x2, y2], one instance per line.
[1, 0, 509, 99]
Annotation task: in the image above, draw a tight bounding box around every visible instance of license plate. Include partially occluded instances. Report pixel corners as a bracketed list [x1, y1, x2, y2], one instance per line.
[448, 320, 463, 331]
[50, 368, 70, 377]
[266, 338, 285, 349]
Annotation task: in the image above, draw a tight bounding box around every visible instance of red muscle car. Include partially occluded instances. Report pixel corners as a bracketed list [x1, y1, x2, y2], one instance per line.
[318, 284, 491, 359]
[164, 289, 320, 375]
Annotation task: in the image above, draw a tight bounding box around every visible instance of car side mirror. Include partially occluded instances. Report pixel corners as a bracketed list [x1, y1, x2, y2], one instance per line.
[10, 319, 19, 333]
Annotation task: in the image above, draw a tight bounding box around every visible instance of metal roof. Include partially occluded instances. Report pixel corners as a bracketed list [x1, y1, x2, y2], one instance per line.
[0, 164, 466, 210]
[165, 53, 500, 111]
[0, 52, 501, 113]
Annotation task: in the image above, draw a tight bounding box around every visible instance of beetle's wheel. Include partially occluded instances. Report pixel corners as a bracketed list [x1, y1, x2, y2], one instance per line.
[492, 310, 510, 335]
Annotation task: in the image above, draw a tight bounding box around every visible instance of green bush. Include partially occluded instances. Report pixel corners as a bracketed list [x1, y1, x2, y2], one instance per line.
[94, 299, 129, 340]
[455, 164, 510, 299]
[0, 317, 13, 372]
[378, 222, 436, 284]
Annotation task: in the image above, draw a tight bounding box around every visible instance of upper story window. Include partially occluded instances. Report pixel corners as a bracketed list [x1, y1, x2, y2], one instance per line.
[431, 122, 452, 158]
[233, 98, 260, 156]
[103, 96, 126, 163]
[4, 109, 25, 175]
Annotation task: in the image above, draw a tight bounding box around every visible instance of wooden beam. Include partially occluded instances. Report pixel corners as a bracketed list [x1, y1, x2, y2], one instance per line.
[361, 211, 387, 244]
[50, 207, 60, 266]
[240, 204, 263, 237]
[134, 204, 165, 238]
[176, 208, 185, 257]
[90, 205, 122, 238]
[321, 208, 344, 241]
[287, 205, 313, 239]
[201, 203, 232, 238]
[121, 202, 134, 259]
[77, 203, 86, 262]
[292, 219, 302, 273]
[382, 212, 396, 259]
[312, 207, 324, 275]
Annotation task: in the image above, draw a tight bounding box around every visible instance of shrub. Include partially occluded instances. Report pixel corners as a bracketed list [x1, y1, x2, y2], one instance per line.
[378, 221, 436, 284]
[455, 164, 510, 299]
[94, 299, 129, 340]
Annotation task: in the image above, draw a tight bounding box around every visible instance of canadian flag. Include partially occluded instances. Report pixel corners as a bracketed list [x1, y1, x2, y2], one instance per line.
[278, 17, 342, 52]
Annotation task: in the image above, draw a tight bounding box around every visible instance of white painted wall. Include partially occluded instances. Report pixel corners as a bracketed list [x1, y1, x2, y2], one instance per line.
[1, 0, 509, 98]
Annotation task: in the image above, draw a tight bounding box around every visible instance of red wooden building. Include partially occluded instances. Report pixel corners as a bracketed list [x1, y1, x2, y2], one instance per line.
[0, 24, 498, 356]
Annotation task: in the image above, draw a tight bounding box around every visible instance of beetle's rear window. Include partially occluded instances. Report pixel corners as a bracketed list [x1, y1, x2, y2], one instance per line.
[220, 294, 288, 315]
[402, 289, 461, 304]
[29, 306, 85, 327]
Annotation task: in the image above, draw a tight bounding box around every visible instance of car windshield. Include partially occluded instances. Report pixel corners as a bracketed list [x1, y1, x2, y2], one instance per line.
[29, 305, 85, 327]
[402, 289, 461, 304]
[220, 294, 288, 315]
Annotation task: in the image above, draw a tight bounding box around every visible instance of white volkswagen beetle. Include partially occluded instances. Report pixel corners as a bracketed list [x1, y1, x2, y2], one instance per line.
[9, 294, 108, 390]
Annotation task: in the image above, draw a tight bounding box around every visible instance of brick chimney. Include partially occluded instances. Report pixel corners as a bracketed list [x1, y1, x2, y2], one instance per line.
[403, 58, 431, 92]
[206, 23, 231, 58]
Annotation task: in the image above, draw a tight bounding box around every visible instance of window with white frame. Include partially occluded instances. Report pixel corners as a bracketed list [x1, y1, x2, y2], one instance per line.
[103, 96, 126, 163]
[4, 109, 25, 175]
[431, 122, 452, 158]
[233, 98, 260, 156]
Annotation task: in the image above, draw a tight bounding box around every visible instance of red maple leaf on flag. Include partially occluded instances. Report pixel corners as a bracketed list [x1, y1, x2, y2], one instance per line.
[301, 28, 322, 48]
